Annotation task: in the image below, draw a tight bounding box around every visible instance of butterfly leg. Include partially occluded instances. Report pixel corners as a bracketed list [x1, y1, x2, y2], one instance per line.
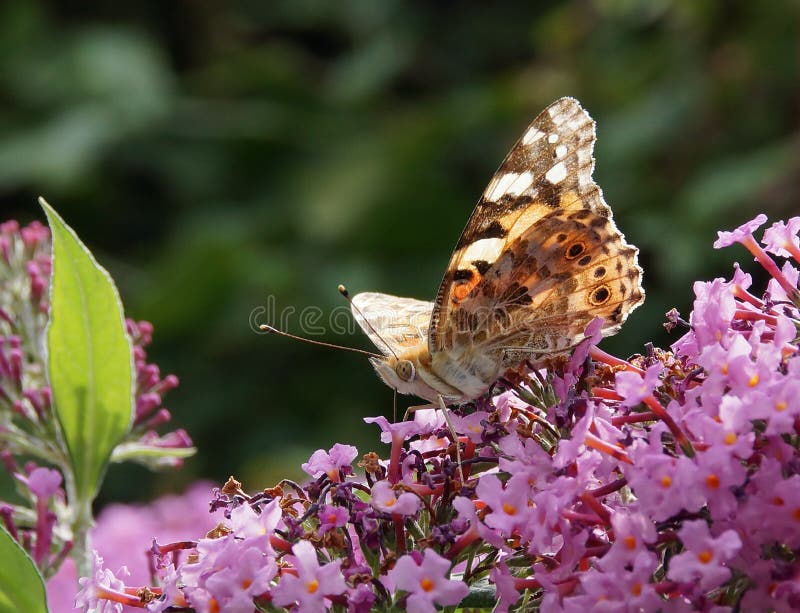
[437, 395, 465, 484]
[402, 402, 437, 422]
[401, 399, 465, 484]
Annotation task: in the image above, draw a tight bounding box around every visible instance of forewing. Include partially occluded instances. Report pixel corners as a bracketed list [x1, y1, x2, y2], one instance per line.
[351, 292, 433, 357]
[429, 97, 643, 360]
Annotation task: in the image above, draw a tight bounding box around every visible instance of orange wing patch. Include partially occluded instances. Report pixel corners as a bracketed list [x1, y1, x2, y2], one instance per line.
[450, 261, 490, 304]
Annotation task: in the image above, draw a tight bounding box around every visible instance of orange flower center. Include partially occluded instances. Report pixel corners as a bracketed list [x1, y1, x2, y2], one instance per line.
[242, 579, 252, 589]
[502, 502, 517, 516]
[384, 497, 396, 507]
[420, 578, 435, 592]
[624, 535, 636, 550]
[723, 432, 736, 445]
[698, 550, 713, 564]
[660, 475, 672, 488]
[706, 474, 721, 489]
[748, 373, 759, 387]
[306, 579, 320, 594]
[631, 582, 642, 596]
[775, 400, 788, 412]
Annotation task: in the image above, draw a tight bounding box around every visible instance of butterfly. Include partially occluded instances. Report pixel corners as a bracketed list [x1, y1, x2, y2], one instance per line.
[350, 97, 644, 404]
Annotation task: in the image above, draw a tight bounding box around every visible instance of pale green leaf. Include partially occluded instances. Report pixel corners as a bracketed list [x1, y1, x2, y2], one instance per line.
[41, 198, 133, 502]
[0, 526, 48, 613]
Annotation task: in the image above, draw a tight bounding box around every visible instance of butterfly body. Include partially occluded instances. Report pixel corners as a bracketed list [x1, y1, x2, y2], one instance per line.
[368, 343, 501, 403]
[352, 98, 644, 403]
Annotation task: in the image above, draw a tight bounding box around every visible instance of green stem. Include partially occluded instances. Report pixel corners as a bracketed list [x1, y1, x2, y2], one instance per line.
[62, 465, 93, 578]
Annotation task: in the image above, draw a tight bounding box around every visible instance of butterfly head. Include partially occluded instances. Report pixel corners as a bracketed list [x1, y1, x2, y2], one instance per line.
[368, 353, 443, 402]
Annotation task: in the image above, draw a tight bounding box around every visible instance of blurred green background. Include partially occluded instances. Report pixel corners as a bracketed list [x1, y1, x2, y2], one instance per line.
[1, 1, 797, 503]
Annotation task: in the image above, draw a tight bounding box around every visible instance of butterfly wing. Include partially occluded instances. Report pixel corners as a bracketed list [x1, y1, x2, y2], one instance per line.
[429, 97, 643, 363]
[351, 292, 434, 357]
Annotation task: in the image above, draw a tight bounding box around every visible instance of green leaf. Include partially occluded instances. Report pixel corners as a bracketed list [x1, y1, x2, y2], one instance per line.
[0, 526, 49, 613]
[41, 198, 133, 502]
[457, 578, 497, 608]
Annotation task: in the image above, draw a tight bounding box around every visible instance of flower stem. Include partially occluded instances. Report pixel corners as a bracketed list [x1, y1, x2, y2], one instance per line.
[741, 236, 799, 301]
[63, 464, 94, 578]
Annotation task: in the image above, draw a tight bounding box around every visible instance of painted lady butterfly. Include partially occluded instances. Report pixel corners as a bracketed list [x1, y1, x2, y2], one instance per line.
[351, 97, 644, 404]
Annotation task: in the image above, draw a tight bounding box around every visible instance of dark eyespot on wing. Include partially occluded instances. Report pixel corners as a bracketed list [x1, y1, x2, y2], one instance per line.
[566, 242, 586, 259]
[591, 286, 610, 305]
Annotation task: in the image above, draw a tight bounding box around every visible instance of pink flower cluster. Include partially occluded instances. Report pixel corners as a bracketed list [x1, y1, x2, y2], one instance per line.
[82, 215, 800, 612]
[0, 220, 51, 419]
[46, 482, 224, 613]
[125, 318, 193, 469]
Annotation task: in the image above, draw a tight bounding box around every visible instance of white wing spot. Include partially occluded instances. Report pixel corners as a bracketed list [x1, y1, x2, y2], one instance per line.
[523, 128, 545, 144]
[458, 237, 505, 263]
[485, 172, 533, 201]
[555, 144, 568, 158]
[545, 162, 567, 184]
[547, 133, 559, 144]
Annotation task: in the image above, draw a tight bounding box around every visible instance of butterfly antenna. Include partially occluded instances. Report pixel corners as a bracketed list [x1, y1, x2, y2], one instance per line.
[338, 284, 398, 359]
[260, 324, 383, 359]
